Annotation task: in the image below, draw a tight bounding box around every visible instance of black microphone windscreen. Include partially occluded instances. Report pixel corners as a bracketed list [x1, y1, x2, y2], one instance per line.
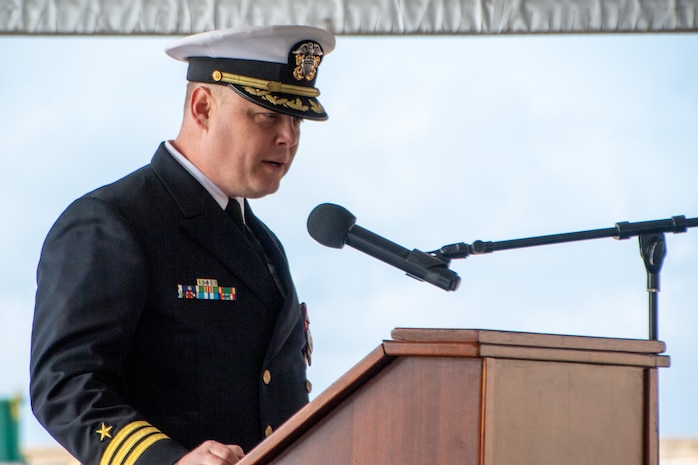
[307, 203, 357, 249]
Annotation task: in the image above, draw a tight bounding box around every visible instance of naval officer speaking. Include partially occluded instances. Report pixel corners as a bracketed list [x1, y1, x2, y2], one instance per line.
[30, 24, 335, 465]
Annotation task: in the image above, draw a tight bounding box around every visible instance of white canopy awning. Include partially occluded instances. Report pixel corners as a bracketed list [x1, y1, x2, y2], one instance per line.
[1, 0, 696, 35]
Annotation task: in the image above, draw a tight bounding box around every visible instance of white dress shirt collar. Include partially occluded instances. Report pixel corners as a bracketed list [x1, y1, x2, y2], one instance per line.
[164, 141, 245, 218]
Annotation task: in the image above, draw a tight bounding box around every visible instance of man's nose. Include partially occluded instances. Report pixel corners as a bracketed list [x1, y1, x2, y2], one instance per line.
[277, 117, 300, 147]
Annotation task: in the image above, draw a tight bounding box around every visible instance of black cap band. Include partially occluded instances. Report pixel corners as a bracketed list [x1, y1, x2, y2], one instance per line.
[184, 40, 328, 120]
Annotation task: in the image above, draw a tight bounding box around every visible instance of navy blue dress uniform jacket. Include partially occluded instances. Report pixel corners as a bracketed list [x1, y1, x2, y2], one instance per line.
[30, 143, 310, 465]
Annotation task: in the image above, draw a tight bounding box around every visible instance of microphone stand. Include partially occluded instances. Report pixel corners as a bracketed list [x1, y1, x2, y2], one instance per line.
[434, 215, 698, 340]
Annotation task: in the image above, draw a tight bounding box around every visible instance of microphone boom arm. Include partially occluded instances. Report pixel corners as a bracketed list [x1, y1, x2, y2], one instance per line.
[434, 214, 698, 340]
[436, 215, 695, 259]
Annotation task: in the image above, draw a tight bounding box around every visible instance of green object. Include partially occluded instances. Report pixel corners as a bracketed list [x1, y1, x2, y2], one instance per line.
[0, 396, 22, 462]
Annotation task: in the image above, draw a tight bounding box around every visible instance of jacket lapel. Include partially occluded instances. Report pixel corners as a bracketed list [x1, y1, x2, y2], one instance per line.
[151, 144, 282, 309]
[244, 203, 303, 363]
[244, 202, 293, 296]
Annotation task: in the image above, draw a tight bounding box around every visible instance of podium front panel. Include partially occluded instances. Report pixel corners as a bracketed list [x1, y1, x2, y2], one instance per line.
[269, 356, 483, 465]
[483, 358, 646, 465]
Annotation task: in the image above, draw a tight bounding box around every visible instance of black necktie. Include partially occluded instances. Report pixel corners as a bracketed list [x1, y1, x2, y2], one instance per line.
[225, 199, 284, 293]
[224, 198, 246, 232]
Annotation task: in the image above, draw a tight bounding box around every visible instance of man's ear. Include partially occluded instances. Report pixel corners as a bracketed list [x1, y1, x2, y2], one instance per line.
[189, 85, 213, 129]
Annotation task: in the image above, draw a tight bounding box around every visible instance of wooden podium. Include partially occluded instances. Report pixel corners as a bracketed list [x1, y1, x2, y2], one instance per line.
[239, 329, 670, 465]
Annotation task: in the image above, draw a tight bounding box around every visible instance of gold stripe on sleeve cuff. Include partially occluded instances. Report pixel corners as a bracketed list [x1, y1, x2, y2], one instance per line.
[100, 421, 169, 465]
[123, 433, 169, 465]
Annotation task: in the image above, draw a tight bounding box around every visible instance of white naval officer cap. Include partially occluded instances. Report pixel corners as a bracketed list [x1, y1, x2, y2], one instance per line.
[165, 25, 336, 121]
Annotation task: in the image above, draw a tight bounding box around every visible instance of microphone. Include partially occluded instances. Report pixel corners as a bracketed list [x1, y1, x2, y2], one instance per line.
[307, 203, 461, 291]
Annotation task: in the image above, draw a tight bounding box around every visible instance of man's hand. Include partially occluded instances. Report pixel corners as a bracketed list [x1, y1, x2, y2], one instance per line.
[177, 440, 245, 465]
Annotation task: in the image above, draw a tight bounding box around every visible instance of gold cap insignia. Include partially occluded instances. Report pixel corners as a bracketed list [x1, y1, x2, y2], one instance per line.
[292, 42, 324, 81]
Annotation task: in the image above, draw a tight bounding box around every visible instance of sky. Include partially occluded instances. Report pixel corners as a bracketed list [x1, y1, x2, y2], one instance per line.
[1, 32, 697, 449]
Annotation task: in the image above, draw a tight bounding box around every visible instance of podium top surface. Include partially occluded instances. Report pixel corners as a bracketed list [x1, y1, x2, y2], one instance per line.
[390, 328, 667, 354]
[386, 328, 669, 368]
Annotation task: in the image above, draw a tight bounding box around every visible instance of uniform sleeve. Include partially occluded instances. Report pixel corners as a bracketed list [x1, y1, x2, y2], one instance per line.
[30, 196, 189, 465]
